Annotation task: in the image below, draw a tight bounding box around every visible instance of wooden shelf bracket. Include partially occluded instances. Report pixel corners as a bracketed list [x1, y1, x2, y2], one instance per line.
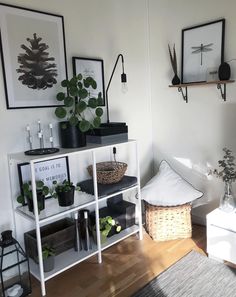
[217, 83, 226, 101]
[178, 86, 188, 103]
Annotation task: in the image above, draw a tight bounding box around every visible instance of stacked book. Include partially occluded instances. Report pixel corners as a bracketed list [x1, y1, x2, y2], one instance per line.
[86, 122, 128, 144]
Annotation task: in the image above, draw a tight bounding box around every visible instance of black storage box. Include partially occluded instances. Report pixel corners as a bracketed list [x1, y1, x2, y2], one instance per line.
[24, 218, 75, 263]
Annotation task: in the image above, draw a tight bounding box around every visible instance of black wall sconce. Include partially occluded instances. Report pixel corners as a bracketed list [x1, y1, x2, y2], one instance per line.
[103, 53, 127, 126]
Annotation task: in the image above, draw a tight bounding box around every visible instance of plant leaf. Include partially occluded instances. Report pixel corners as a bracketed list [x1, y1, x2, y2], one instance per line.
[17, 195, 24, 205]
[77, 73, 82, 80]
[79, 120, 90, 132]
[76, 101, 87, 113]
[69, 116, 79, 126]
[69, 86, 79, 96]
[56, 92, 66, 101]
[61, 80, 69, 87]
[78, 88, 88, 99]
[95, 107, 103, 117]
[64, 96, 74, 107]
[55, 107, 67, 119]
[93, 117, 101, 128]
[88, 98, 98, 108]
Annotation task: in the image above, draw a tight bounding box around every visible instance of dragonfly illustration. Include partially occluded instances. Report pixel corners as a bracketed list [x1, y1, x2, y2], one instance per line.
[191, 43, 213, 65]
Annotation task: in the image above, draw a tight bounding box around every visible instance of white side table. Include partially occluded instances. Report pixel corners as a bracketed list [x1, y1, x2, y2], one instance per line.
[207, 208, 236, 264]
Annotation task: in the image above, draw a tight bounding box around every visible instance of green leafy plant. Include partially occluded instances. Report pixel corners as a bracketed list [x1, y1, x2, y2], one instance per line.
[51, 180, 81, 198]
[55, 74, 104, 132]
[42, 244, 55, 260]
[17, 180, 49, 212]
[209, 148, 236, 182]
[99, 216, 121, 237]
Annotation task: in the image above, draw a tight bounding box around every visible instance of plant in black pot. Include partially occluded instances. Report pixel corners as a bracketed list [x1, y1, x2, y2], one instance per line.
[55, 74, 104, 148]
[42, 244, 55, 272]
[93, 216, 121, 244]
[52, 180, 80, 207]
[17, 180, 49, 213]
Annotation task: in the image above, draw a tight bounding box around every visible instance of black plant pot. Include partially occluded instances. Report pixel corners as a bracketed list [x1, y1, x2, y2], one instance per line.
[172, 74, 181, 85]
[57, 186, 75, 207]
[59, 121, 86, 148]
[43, 256, 55, 272]
[26, 192, 45, 213]
[218, 62, 231, 81]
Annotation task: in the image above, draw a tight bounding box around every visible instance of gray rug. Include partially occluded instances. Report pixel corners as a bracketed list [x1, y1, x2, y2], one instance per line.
[132, 251, 236, 297]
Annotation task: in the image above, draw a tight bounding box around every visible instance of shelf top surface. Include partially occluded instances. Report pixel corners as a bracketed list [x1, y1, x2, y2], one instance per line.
[169, 80, 235, 88]
[17, 191, 95, 223]
[16, 183, 138, 223]
[9, 139, 136, 162]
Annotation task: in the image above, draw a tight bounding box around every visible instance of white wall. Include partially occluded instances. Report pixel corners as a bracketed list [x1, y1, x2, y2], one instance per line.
[0, 0, 153, 232]
[149, 0, 236, 224]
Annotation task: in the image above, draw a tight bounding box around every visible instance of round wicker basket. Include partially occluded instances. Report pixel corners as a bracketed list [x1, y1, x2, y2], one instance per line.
[87, 161, 128, 184]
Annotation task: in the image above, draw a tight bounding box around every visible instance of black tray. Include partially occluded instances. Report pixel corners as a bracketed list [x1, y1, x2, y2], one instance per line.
[24, 148, 59, 156]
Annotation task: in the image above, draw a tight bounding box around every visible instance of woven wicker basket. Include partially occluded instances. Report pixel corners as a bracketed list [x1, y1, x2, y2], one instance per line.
[145, 202, 192, 241]
[87, 161, 127, 184]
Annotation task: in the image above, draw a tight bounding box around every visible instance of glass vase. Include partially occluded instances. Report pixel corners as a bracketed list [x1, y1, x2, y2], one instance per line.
[219, 181, 236, 212]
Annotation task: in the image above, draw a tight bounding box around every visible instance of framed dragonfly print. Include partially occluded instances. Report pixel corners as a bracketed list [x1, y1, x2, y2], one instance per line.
[181, 19, 225, 83]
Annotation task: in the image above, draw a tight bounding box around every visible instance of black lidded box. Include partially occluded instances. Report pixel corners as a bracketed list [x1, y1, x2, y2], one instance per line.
[86, 123, 128, 136]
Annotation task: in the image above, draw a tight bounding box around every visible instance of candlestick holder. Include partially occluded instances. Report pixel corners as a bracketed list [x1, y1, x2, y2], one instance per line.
[24, 122, 59, 156]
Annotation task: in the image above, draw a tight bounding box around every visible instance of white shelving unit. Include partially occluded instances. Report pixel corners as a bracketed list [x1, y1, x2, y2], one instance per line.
[8, 140, 143, 296]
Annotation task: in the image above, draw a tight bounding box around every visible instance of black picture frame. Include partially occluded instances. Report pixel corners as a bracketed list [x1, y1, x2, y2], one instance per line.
[0, 3, 68, 109]
[72, 57, 105, 106]
[17, 156, 70, 203]
[181, 19, 225, 84]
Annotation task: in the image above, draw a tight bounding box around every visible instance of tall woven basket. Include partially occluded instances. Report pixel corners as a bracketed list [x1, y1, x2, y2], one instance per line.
[145, 202, 192, 241]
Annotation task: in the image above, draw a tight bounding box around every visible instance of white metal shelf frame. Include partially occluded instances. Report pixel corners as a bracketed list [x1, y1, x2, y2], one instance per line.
[8, 140, 143, 296]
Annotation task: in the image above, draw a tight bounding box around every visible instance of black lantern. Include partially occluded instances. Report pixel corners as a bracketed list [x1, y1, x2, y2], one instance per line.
[0, 230, 31, 297]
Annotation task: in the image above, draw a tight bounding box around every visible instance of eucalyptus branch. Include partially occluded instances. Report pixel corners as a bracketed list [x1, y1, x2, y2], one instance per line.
[209, 148, 236, 182]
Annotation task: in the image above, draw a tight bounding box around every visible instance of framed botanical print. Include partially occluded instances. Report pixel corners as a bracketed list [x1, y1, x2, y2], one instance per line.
[181, 19, 225, 83]
[72, 57, 105, 106]
[0, 3, 68, 109]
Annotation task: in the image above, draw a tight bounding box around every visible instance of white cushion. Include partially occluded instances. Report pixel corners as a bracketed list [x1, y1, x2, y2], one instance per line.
[141, 160, 203, 206]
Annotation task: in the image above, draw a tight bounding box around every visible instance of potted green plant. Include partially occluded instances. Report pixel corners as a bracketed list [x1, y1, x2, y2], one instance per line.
[93, 216, 121, 244]
[55, 74, 104, 148]
[209, 147, 236, 212]
[52, 180, 81, 207]
[17, 181, 49, 213]
[42, 244, 55, 272]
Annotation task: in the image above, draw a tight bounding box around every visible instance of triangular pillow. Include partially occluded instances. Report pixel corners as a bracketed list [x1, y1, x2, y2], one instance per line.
[142, 160, 203, 206]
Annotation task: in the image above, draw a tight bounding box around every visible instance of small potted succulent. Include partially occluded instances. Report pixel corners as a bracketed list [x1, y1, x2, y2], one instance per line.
[209, 147, 236, 212]
[93, 216, 121, 244]
[55, 74, 104, 148]
[52, 180, 81, 207]
[42, 244, 55, 272]
[17, 180, 49, 213]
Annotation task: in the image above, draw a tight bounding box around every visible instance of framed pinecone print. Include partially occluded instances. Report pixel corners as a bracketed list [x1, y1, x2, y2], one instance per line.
[0, 3, 68, 109]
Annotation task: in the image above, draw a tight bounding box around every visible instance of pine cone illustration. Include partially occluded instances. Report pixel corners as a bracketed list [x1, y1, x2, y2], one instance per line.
[16, 33, 58, 90]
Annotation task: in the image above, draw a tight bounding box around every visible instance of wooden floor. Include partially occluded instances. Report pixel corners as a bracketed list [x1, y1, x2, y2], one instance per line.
[31, 225, 206, 297]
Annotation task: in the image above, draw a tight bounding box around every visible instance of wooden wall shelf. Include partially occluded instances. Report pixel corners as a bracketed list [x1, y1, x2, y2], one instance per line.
[169, 80, 235, 103]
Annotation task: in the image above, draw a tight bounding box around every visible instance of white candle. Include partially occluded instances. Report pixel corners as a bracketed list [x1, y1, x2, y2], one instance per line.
[38, 120, 41, 132]
[84, 211, 88, 219]
[49, 123, 53, 129]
